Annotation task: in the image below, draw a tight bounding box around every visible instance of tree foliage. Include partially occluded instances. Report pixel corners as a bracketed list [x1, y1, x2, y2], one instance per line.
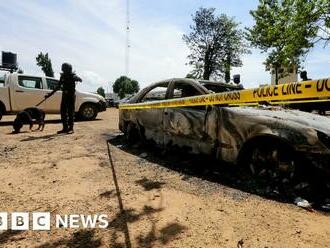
[307, 0, 330, 45]
[183, 7, 249, 81]
[36, 52, 54, 77]
[246, 0, 329, 84]
[113, 76, 140, 99]
[96, 87, 105, 97]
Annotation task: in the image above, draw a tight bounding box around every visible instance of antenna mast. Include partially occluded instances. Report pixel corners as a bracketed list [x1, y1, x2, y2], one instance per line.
[125, 0, 130, 77]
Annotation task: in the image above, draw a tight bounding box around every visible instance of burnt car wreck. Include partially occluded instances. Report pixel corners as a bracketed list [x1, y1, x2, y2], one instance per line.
[119, 78, 330, 191]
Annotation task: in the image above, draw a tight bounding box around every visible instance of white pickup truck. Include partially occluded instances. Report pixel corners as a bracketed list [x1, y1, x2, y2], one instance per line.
[0, 73, 107, 120]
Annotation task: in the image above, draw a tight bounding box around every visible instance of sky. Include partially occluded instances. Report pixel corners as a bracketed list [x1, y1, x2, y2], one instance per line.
[0, 0, 329, 92]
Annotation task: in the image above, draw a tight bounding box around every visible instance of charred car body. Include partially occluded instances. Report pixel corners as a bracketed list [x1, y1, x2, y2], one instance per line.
[119, 78, 330, 179]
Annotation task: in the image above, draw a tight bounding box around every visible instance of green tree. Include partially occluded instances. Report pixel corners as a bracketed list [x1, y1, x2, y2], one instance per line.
[306, 0, 330, 45]
[36, 52, 54, 77]
[113, 76, 140, 99]
[246, 0, 319, 84]
[183, 7, 249, 81]
[96, 87, 105, 97]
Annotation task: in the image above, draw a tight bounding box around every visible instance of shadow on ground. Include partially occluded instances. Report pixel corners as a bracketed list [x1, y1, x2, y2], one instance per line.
[107, 205, 186, 248]
[0, 230, 25, 246]
[135, 177, 166, 191]
[105, 137, 188, 247]
[37, 230, 102, 248]
[106, 133, 330, 213]
[0, 118, 103, 127]
[20, 133, 59, 142]
[0, 119, 61, 127]
[33, 207, 185, 248]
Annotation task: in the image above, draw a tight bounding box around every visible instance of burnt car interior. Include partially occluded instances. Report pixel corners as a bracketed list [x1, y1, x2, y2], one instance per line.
[200, 81, 242, 93]
[136, 79, 243, 104]
[139, 82, 169, 102]
[170, 82, 202, 98]
[138, 80, 206, 102]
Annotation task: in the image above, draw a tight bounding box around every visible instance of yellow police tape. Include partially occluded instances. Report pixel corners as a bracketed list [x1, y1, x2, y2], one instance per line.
[119, 78, 330, 110]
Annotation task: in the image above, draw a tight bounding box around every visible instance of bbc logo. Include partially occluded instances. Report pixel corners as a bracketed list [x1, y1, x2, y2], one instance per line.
[0, 212, 50, 230]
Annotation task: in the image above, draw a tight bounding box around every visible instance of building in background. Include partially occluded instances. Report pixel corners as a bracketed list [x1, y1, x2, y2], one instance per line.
[271, 65, 298, 85]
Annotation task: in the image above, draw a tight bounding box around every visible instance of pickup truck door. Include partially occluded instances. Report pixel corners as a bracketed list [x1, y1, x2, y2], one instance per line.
[11, 75, 47, 111]
[44, 78, 62, 113]
[163, 80, 215, 155]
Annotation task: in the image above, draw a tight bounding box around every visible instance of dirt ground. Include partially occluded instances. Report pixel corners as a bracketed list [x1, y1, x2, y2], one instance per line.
[0, 108, 329, 248]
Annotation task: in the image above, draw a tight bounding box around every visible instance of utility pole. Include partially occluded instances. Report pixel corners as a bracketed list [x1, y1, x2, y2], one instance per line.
[125, 0, 130, 77]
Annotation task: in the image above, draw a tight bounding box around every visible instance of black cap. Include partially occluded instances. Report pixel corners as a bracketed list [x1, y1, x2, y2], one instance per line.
[61, 63, 72, 74]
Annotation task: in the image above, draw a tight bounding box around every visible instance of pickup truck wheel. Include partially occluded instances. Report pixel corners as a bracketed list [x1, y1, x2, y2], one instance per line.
[79, 103, 97, 121]
[0, 110, 2, 121]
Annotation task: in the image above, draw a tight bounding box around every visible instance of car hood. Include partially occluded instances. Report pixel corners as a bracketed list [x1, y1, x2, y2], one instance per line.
[230, 106, 330, 134]
[76, 90, 105, 102]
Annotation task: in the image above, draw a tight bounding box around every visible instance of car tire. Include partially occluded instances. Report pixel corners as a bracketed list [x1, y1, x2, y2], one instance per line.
[78, 103, 98, 121]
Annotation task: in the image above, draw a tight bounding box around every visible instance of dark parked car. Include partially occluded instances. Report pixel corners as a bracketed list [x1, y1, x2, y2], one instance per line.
[105, 98, 115, 107]
[119, 78, 330, 180]
[114, 95, 134, 108]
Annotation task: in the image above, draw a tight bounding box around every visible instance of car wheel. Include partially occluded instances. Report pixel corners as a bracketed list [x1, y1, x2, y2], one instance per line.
[247, 142, 296, 183]
[79, 103, 97, 121]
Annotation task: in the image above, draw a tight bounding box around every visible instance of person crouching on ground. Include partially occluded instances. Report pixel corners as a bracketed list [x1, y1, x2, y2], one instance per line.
[45, 63, 82, 134]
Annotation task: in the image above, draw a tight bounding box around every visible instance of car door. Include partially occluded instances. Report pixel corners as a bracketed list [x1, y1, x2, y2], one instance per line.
[12, 75, 47, 111]
[45, 78, 62, 113]
[134, 81, 171, 146]
[163, 80, 215, 154]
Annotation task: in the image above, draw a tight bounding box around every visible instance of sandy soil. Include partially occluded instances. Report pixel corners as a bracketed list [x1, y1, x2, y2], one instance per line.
[0, 108, 329, 248]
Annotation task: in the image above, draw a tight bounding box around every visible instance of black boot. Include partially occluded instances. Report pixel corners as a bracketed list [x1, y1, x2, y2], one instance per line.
[57, 128, 68, 134]
[66, 127, 74, 134]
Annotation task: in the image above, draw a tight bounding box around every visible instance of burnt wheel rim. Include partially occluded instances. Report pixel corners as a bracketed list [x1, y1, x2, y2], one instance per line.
[249, 146, 295, 181]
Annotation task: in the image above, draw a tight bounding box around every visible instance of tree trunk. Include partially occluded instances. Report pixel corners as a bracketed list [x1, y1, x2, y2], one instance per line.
[203, 68, 211, 80]
[203, 48, 212, 80]
[225, 54, 231, 83]
[225, 69, 230, 83]
[275, 66, 279, 85]
[203, 59, 212, 80]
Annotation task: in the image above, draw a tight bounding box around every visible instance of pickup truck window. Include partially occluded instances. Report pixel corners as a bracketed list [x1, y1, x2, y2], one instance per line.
[18, 76, 43, 89]
[46, 79, 59, 90]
